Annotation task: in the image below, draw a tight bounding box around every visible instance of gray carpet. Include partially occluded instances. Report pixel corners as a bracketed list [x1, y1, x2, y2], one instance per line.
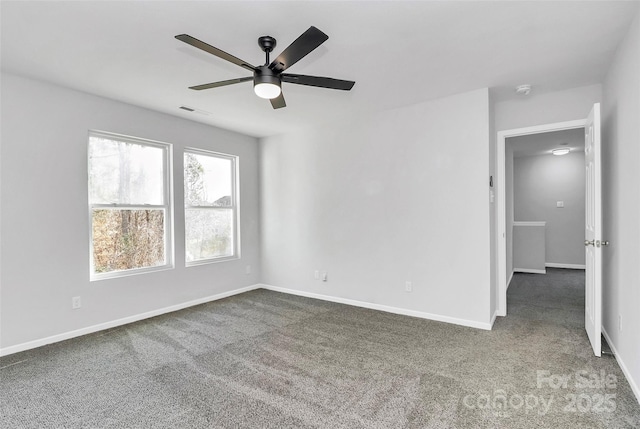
[1, 269, 639, 428]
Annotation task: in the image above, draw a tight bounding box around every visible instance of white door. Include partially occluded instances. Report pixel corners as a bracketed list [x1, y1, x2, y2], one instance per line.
[584, 103, 602, 357]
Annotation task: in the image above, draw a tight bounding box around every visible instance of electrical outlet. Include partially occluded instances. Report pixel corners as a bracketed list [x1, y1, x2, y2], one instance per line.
[322, 271, 328, 282]
[245, 265, 251, 275]
[72, 296, 81, 309]
[314, 270, 320, 280]
[405, 281, 413, 292]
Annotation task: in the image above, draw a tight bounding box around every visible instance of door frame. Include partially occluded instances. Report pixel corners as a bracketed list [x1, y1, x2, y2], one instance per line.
[496, 119, 586, 316]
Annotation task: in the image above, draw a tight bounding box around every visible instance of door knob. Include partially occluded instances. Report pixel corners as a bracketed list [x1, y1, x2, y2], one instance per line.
[602, 240, 610, 246]
[585, 240, 595, 246]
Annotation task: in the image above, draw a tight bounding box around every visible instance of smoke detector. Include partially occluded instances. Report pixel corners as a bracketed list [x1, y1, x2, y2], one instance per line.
[515, 84, 532, 96]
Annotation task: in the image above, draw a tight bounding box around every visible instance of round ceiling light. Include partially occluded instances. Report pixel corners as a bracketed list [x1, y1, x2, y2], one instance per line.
[552, 148, 571, 156]
[515, 84, 532, 96]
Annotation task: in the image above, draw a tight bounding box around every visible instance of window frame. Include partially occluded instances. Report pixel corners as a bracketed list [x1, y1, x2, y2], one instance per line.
[183, 147, 240, 266]
[88, 130, 174, 281]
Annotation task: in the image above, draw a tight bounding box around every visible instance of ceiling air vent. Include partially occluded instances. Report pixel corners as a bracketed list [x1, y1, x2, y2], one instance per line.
[178, 106, 211, 115]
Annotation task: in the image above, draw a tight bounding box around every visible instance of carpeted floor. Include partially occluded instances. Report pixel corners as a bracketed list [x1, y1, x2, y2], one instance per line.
[1, 268, 639, 428]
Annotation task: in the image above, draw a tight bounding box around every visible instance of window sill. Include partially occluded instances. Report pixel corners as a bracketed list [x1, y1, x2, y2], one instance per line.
[90, 264, 174, 282]
[185, 255, 239, 267]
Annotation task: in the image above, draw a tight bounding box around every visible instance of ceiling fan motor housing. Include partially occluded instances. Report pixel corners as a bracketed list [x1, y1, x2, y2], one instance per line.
[254, 65, 281, 86]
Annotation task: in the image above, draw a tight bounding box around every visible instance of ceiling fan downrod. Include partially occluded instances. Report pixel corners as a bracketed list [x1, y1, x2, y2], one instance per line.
[258, 36, 277, 66]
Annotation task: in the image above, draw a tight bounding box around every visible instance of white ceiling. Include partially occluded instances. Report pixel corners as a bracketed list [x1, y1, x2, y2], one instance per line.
[1, 1, 637, 138]
[508, 128, 585, 158]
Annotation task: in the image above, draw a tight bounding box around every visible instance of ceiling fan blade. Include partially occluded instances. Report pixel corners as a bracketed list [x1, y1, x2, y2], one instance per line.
[269, 26, 328, 73]
[270, 93, 286, 109]
[189, 76, 253, 91]
[281, 74, 355, 91]
[175, 34, 256, 72]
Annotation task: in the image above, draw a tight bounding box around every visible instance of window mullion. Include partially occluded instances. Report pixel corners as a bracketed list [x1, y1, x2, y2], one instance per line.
[185, 205, 235, 210]
[91, 204, 166, 209]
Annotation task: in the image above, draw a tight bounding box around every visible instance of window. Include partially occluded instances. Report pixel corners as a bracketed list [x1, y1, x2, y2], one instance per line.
[184, 149, 238, 264]
[88, 131, 172, 279]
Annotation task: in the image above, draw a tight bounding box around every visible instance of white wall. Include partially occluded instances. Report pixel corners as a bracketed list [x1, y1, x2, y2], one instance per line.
[513, 152, 585, 267]
[495, 84, 602, 131]
[0, 73, 261, 350]
[601, 11, 640, 402]
[512, 222, 546, 272]
[261, 88, 492, 328]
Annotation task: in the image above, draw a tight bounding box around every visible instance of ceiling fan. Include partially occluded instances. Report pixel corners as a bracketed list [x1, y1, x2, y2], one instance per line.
[175, 26, 355, 109]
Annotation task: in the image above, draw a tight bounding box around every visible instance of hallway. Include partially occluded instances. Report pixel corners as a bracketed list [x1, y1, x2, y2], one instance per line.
[507, 268, 585, 329]
[497, 268, 640, 427]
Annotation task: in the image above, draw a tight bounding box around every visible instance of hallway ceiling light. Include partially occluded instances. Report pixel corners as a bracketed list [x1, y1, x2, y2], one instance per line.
[552, 148, 571, 156]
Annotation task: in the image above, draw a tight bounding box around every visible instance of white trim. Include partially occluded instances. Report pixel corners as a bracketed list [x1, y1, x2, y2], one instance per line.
[507, 271, 514, 290]
[513, 221, 546, 227]
[0, 284, 261, 357]
[183, 148, 240, 265]
[259, 284, 492, 330]
[497, 119, 586, 317]
[545, 262, 586, 270]
[497, 131, 507, 316]
[513, 268, 546, 274]
[602, 328, 640, 405]
[490, 310, 498, 328]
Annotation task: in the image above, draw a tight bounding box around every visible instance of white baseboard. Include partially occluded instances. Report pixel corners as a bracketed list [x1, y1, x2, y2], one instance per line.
[0, 284, 262, 357]
[513, 221, 546, 227]
[545, 262, 586, 270]
[490, 310, 498, 328]
[602, 328, 640, 405]
[513, 268, 546, 274]
[507, 271, 514, 290]
[258, 284, 492, 330]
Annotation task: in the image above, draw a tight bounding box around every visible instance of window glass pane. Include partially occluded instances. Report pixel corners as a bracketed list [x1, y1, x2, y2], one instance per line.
[89, 136, 164, 205]
[185, 209, 233, 262]
[92, 209, 165, 273]
[184, 152, 232, 207]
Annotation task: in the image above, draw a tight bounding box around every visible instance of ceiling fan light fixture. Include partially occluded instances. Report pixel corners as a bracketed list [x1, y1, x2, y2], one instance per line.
[254, 82, 281, 99]
[254, 66, 281, 99]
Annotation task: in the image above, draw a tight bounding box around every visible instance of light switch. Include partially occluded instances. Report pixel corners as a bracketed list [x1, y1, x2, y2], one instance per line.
[557, 201, 564, 208]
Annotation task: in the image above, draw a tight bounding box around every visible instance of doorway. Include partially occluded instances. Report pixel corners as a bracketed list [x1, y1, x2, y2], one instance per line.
[496, 119, 586, 317]
[496, 106, 604, 357]
[507, 128, 586, 278]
